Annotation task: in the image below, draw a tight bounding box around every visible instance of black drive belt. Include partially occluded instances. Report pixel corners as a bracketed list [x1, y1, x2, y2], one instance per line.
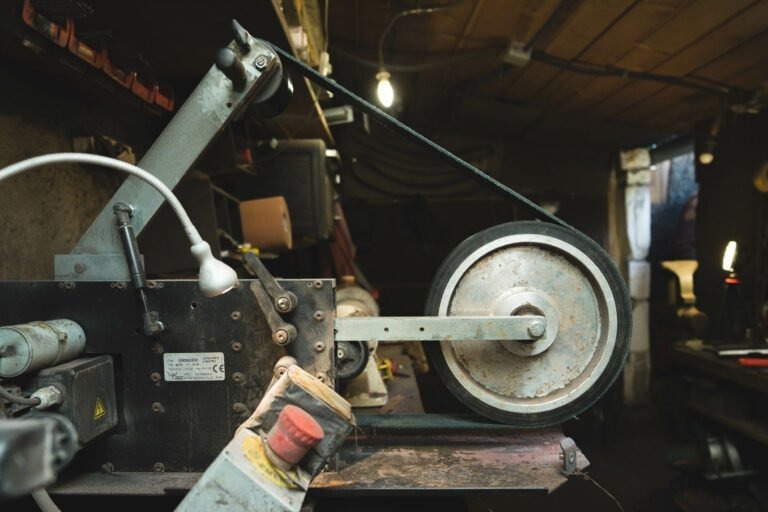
[270, 44, 573, 231]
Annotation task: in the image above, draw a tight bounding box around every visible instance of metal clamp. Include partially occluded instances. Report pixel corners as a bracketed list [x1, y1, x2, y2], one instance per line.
[559, 437, 577, 475]
[249, 281, 296, 346]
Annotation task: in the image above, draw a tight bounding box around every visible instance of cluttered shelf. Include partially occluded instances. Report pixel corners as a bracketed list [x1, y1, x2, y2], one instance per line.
[669, 342, 768, 447]
[668, 343, 768, 396]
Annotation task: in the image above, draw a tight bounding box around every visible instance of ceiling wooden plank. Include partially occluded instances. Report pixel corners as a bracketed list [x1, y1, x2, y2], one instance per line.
[472, 0, 565, 98]
[613, 29, 768, 128]
[497, 0, 635, 102]
[531, 0, 695, 107]
[691, 29, 768, 83]
[561, 0, 755, 114]
[593, 0, 768, 119]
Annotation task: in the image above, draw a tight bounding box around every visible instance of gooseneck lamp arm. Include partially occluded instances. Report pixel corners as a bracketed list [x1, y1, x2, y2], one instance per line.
[0, 153, 239, 297]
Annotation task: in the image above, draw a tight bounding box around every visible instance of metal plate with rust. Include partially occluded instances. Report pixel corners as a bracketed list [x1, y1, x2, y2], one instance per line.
[425, 221, 631, 427]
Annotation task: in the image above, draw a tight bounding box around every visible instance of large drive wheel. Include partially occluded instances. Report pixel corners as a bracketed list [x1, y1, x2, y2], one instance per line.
[425, 221, 632, 427]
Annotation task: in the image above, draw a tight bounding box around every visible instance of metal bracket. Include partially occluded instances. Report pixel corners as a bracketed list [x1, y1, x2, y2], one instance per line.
[559, 437, 577, 475]
[249, 281, 297, 346]
[334, 316, 546, 342]
[242, 252, 297, 313]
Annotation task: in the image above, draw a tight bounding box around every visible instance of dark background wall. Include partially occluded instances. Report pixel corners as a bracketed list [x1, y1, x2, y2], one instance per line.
[694, 111, 768, 339]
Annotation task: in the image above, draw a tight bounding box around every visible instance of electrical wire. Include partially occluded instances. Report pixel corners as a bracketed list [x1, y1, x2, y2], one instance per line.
[31, 488, 62, 512]
[0, 384, 41, 406]
[378, 0, 464, 69]
[332, 45, 501, 73]
[0, 153, 204, 246]
[531, 50, 748, 98]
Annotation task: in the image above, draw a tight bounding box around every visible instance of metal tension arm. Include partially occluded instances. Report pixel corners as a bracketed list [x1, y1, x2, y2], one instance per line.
[55, 20, 284, 281]
[335, 316, 547, 342]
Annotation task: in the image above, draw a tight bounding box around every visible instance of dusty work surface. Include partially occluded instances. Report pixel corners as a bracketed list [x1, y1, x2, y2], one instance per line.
[312, 417, 587, 494]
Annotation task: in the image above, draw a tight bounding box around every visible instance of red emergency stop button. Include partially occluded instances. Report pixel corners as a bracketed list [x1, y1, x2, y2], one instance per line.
[266, 404, 325, 465]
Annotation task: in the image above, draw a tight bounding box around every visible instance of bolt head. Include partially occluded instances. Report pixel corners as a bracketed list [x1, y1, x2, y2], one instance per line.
[276, 297, 290, 311]
[527, 320, 546, 338]
[273, 329, 288, 344]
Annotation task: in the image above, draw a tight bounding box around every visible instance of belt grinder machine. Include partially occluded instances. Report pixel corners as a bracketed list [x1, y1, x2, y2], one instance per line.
[0, 20, 631, 506]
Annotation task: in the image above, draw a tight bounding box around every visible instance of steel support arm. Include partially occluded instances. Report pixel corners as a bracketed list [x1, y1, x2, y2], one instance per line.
[55, 23, 283, 280]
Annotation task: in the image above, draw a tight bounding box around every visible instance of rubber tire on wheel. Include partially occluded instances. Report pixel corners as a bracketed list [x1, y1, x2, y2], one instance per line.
[425, 221, 632, 427]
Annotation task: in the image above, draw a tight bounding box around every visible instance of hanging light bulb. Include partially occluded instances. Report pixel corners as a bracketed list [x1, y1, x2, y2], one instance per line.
[376, 70, 394, 108]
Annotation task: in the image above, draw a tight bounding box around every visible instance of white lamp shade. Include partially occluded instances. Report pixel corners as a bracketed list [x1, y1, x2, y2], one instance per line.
[191, 241, 239, 297]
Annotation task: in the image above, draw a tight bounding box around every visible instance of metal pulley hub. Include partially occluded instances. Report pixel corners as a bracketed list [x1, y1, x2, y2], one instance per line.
[425, 221, 631, 427]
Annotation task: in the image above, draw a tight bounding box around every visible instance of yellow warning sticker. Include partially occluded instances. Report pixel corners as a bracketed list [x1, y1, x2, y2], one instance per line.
[241, 434, 299, 489]
[93, 397, 106, 420]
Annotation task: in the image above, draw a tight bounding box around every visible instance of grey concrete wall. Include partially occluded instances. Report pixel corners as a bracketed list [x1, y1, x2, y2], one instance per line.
[0, 57, 158, 279]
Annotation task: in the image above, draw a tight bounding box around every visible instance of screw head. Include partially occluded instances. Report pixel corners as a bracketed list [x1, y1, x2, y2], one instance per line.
[74, 263, 86, 274]
[312, 280, 324, 289]
[527, 320, 546, 338]
[232, 402, 247, 414]
[254, 54, 268, 68]
[231, 341, 243, 352]
[337, 346, 348, 360]
[276, 297, 291, 312]
[150, 342, 163, 354]
[273, 329, 289, 345]
[313, 311, 326, 321]
[151, 402, 164, 413]
[314, 341, 326, 352]
[146, 280, 157, 289]
[101, 462, 115, 473]
[231, 311, 242, 321]
[150, 372, 162, 383]
[232, 372, 245, 384]
[153, 462, 165, 473]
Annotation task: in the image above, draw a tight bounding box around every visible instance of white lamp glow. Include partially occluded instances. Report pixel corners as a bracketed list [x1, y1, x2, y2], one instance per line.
[722, 241, 737, 272]
[376, 70, 394, 108]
